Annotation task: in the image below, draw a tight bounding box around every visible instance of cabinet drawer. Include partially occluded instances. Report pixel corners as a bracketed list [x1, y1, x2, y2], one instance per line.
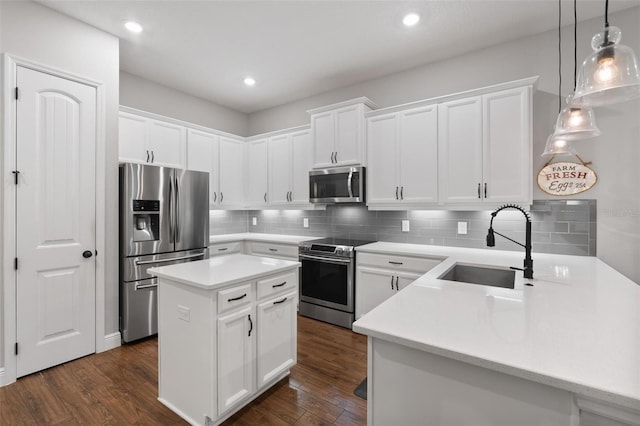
[209, 241, 244, 257]
[217, 283, 254, 314]
[248, 242, 299, 260]
[257, 270, 298, 300]
[357, 252, 442, 274]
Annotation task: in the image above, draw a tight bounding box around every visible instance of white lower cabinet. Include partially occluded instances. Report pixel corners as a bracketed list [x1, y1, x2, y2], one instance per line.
[209, 241, 244, 257]
[356, 251, 443, 319]
[157, 268, 298, 426]
[245, 241, 299, 261]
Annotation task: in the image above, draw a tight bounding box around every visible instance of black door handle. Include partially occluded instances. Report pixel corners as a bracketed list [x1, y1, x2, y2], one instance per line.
[82, 250, 93, 258]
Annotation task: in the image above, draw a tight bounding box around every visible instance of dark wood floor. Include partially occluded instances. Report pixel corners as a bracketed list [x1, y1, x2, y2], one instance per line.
[0, 315, 368, 425]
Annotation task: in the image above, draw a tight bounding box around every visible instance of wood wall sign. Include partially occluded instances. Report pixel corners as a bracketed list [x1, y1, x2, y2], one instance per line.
[537, 161, 597, 196]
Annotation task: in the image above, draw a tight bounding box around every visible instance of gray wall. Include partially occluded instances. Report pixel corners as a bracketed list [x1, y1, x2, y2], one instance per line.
[214, 201, 596, 257]
[0, 1, 120, 370]
[246, 7, 640, 283]
[120, 71, 249, 136]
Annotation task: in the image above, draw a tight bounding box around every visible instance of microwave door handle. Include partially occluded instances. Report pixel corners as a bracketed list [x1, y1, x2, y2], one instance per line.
[347, 171, 353, 198]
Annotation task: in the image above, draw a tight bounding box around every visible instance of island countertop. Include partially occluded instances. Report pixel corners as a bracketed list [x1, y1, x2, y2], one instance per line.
[352, 242, 640, 411]
[148, 253, 300, 290]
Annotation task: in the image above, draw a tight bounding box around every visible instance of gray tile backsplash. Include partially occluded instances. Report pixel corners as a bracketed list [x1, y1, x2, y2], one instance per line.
[211, 200, 597, 256]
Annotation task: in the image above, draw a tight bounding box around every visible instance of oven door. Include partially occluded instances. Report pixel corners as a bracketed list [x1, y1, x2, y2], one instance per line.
[299, 253, 354, 312]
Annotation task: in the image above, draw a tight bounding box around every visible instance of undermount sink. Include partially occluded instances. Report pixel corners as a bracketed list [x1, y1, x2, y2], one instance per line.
[438, 263, 515, 289]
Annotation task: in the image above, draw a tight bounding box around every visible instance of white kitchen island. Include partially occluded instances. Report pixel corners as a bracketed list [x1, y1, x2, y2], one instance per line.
[353, 243, 640, 426]
[148, 254, 300, 426]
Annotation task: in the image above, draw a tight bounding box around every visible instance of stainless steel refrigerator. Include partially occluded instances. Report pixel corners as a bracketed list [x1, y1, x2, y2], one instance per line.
[119, 163, 209, 343]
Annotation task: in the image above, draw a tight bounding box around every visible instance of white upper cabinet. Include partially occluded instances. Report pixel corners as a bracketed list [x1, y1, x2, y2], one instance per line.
[309, 97, 377, 168]
[245, 139, 269, 208]
[219, 137, 245, 209]
[267, 129, 313, 208]
[367, 104, 438, 208]
[186, 128, 219, 206]
[119, 110, 186, 168]
[438, 84, 533, 207]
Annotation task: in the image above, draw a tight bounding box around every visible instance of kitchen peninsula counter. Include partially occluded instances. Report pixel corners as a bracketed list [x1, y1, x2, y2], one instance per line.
[353, 242, 640, 425]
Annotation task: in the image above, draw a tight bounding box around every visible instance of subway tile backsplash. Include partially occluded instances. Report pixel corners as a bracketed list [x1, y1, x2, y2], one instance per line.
[211, 200, 596, 256]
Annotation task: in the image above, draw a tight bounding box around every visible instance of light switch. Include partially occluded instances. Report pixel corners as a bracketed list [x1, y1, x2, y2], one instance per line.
[457, 221, 468, 235]
[303, 218, 309, 228]
[177, 305, 190, 322]
[252, 217, 257, 226]
[402, 220, 410, 232]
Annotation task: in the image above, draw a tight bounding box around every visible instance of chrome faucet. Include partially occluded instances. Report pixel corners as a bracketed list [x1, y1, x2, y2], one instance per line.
[486, 204, 533, 279]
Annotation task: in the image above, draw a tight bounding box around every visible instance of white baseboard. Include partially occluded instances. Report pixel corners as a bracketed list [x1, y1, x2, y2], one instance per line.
[101, 332, 121, 352]
[0, 367, 15, 387]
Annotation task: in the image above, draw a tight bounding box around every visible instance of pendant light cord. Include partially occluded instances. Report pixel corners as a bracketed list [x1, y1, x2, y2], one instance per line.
[604, 0, 610, 45]
[574, 0, 577, 91]
[558, 0, 562, 113]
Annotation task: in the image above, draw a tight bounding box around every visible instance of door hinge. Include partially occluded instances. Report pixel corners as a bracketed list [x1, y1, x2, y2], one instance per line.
[14, 257, 18, 270]
[12, 170, 20, 185]
[15, 342, 18, 355]
[15, 87, 19, 100]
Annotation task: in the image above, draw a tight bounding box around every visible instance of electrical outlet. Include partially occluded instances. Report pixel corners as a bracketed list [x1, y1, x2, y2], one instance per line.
[252, 217, 257, 226]
[177, 305, 190, 322]
[303, 218, 309, 228]
[457, 221, 468, 235]
[402, 220, 410, 232]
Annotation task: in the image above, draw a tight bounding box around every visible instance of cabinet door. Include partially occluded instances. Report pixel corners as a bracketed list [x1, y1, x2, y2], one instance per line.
[256, 291, 297, 388]
[483, 87, 531, 204]
[219, 137, 244, 208]
[187, 128, 219, 206]
[396, 273, 420, 292]
[438, 97, 483, 204]
[246, 139, 269, 207]
[147, 119, 186, 168]
[268, 134, 292, 206]
[311, 111, 335, 168]
[367, 113, 399, 205]
[290, 130, 312, 206]
[355, 267, 396, 319]
[335, 104, 363, 166]
[118, 112, 148, 164]
[399, 105, 439, 204]
[217, 306, 255, 416]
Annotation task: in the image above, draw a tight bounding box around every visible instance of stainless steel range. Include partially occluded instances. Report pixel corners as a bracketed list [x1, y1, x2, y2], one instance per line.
[298, 237, 375, 328]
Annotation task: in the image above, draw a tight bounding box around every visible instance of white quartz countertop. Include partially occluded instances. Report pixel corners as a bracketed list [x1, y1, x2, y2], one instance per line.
[149, 254, 300, 290]
[353, 242, 640, 409]
[209, 232, 321, 245]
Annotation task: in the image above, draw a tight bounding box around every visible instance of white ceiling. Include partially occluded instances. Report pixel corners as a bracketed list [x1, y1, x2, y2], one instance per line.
[39, 0, 640, 114]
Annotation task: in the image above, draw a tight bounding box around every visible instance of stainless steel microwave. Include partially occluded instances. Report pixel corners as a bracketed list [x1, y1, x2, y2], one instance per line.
[309, 166, 365, 204]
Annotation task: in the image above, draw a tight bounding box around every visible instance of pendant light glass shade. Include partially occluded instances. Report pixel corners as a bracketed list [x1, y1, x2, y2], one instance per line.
[553, 95, 601, 140]
[542, 133, 577, 157]
[573, 26, 640, 106]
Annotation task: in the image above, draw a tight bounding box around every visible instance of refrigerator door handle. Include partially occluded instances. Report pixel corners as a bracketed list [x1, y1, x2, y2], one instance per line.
[175, 175, 181, 242]
[135, 253, 206, 265]
[168, 176, 175, 242]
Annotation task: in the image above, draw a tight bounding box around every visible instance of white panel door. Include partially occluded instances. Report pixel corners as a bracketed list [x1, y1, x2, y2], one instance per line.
[483, 87, 531, 204]
[16, 66, 96, 377]
[367, 113, 399, 205]
[246, 139, 269, 207]
[290, 130, 312, 206]
[256, 292, 297, 388]
[118, 112, 147, 164]
[400, 105, 439, 204]
[186, 128, 219, 206]
[219, 137, 244, 208]
[438, 97, 483, 204]
[268, 134, 291, 206]
[311, 111, 335, 168]
[147, 119, 186, 168]
[217, 306, 254, 415]
[335, 105, 361, 166]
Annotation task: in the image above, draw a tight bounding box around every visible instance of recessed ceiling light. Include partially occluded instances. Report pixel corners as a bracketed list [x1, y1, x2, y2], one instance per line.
[402, 13, 420, 27]
[125, 21, 143, 33]
[244, 77, 256, 87]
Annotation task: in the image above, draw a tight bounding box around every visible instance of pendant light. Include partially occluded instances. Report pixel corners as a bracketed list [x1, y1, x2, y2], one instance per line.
[543, 0, 577, 157]
[553, 0, 601, 140]
[572, 0, 640, 106]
